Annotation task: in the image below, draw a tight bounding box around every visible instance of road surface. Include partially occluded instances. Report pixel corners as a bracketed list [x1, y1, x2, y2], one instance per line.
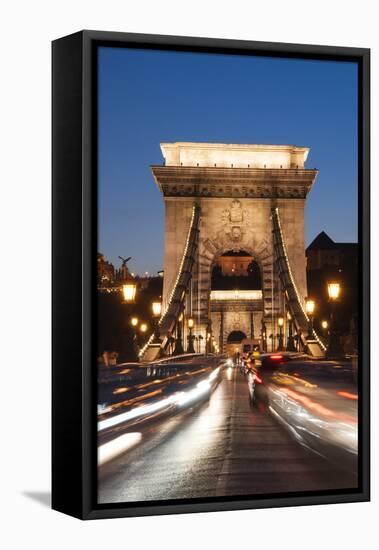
[98, 366, 357, 504]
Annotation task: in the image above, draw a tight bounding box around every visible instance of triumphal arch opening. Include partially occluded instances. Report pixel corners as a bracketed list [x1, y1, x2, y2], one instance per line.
[147, 142, 320, 357]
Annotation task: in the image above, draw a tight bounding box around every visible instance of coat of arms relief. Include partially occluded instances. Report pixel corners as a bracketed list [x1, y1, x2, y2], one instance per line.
[219, 199, 252, 244]
[203, 198, 271, 258]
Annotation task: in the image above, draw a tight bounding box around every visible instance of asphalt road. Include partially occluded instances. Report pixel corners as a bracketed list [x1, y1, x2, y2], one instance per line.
[98, 366, 357, 504]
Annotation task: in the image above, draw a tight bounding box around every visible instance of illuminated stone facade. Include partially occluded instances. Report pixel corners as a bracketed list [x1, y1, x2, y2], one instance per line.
[152, 142, 317, 350]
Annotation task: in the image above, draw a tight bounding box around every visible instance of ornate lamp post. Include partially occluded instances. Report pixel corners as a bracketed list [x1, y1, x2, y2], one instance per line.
[213, 338, 218, 353]
[152, 301, 162, 344]
[198, 334, 204, 354]
[305, 298, 315, 339]
[130, 316, 139, 359]
[119, 276, 137, 361]
[286, 311, 296, 352]
[139, 322, 148, 347]
[206, 331, 211, 354]
[187, 317, 196, 353]
[166, 331, 175, 356]
[277, 316, 284, 351]
[269, 333, 275, 352]
[173, 312, 184, 355]
[326, 281, 344, 359]
[321, 319, 329, 341]
[261, 320, 267, 352]
[193, 335, 198, 353]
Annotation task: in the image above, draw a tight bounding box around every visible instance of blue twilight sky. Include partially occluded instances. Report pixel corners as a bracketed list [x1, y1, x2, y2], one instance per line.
[98, 47, 358, 275]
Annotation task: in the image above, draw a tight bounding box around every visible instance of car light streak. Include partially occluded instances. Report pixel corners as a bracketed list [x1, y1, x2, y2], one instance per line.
[98, 366, 221, 432]
[209, 367, 220, 381]
[98, 432, 142, 466]
[175, 383, 210, 407]
[98, 395, 177, 431]
[279, 387, 357, 424]
[113, 387, 129, 395]
[337, 391, 358, 400]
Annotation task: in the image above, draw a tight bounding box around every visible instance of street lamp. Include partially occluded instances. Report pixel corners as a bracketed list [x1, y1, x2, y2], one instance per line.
[277, 316, 284, 351]
[120, 276, 137, 361]
[321, 319, 328, 338]
[139, 322, 148, 346]
[286, 311, 296, 352]
[130, 317, 139, 359]
[152, 301, 162, 344]
[305, 298, 315, 339]
[326, 281, 344, 359]
[186, 317, 196, 353]
[122, 282, 137, 303]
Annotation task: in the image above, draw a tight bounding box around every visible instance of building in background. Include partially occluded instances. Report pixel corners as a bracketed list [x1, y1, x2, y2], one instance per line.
[306, 232, 358, 352]
[97, 253, 115, 286]
[306, 231, 357, 272]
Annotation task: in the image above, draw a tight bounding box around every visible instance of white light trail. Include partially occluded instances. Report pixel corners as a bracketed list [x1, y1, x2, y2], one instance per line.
[98, 432, 142, 466]
[98, 366, 221, 432]
[98, 395, 177, 431]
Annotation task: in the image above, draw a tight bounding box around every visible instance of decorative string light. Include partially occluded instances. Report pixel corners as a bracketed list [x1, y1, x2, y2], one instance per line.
[139, 205, 200, 358]
[273, 208, 326, 352]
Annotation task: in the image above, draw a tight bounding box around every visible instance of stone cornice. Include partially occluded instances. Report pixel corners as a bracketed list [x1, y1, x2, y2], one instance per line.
[151, 165, 318, 199]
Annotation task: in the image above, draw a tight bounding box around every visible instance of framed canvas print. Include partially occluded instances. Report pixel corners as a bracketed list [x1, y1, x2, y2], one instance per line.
[52, 30, 370, 519]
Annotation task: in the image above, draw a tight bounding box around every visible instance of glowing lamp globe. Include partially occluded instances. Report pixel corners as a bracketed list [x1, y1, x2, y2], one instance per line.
[305, 298, 315, 315]
[122, 283, 136, 303]
[152, 301, 162, 317]
[327, 282, 341, 301]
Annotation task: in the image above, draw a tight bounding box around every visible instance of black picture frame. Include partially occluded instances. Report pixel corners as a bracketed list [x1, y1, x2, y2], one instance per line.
[52, 30, 370, 520]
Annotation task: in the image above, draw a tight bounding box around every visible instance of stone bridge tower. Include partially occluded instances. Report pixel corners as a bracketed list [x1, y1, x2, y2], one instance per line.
[152, 142, 317, 351]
